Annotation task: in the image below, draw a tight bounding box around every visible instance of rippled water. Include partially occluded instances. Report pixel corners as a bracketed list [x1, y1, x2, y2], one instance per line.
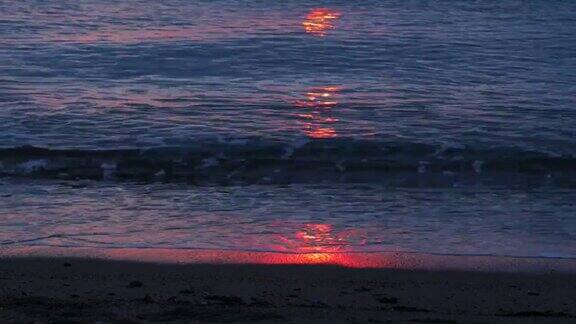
[1, 1, 575, 258]
[1, 180, 575, 258]
[2, 1, 575, 151]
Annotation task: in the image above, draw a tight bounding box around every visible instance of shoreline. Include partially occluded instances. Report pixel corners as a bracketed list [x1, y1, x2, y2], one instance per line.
[2, 246, 576, 273]
[1, 248, 575, 323]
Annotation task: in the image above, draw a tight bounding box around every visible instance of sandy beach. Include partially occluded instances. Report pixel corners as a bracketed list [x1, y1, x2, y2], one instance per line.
[1, 249, 575, 323]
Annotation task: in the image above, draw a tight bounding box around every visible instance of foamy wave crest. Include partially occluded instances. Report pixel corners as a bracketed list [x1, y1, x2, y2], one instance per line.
[0, 140, 575, 186]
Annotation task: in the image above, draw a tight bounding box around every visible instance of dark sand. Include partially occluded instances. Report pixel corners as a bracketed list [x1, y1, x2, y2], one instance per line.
[1, 249, 575, 323]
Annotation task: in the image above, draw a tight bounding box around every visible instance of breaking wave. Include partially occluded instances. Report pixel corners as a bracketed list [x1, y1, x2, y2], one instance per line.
[1, 140, 574, 187]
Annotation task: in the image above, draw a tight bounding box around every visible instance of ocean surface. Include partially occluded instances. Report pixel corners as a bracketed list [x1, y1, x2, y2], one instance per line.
[1, 0, 575, 258]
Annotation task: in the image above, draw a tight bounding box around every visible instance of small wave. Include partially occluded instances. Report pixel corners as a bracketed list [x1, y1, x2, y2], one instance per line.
[0, 141, 574, 186]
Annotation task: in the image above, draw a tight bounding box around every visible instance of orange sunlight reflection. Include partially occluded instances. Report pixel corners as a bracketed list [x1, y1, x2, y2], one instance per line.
[295, 223, 346, 252]
[294, 86, 341, 139]
[7, 246, 576, 271]
[279, 223, 366, 254]
[4, 245, 399, 268]
[4, 222, 383, 268]
[303, 8, 342, 36]
[246, 222, 370, 266]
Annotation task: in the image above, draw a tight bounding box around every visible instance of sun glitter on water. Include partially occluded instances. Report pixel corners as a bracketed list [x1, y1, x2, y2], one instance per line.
[294, 86, 342, 139]
[303, 8, 341, 37]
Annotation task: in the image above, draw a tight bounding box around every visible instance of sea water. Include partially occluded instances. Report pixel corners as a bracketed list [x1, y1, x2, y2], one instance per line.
[1, 0, 575, 258]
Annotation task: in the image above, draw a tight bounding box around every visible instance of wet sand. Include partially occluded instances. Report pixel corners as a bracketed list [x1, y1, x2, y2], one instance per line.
[1, 250, 575, 323]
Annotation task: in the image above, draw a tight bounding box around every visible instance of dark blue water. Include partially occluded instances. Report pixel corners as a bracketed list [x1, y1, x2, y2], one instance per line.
[1, 1, 575, 257]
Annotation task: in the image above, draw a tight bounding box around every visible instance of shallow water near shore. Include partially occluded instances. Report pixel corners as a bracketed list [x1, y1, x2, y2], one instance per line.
[1, 179, 575, 259]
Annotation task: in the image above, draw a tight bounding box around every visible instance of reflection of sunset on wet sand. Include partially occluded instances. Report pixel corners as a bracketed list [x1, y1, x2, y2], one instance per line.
[256, 222, 370, 266]
[295, 86, 341, 139]
[303, 8, 342, 36]
[7, 246, 575, 272]
[2, 245, 397, 268]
